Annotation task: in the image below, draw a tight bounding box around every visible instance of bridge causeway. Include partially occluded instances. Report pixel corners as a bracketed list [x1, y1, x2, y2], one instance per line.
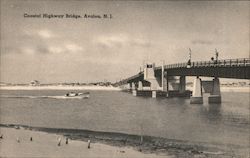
[116, 58, 250, 104]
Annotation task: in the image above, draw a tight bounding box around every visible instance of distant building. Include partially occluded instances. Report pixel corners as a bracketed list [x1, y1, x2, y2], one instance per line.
[0, 82, 7, 86]
[30, 80, 40, 86]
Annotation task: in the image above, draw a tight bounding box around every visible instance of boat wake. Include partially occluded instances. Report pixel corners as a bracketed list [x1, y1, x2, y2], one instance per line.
[0, 95, 88, 99]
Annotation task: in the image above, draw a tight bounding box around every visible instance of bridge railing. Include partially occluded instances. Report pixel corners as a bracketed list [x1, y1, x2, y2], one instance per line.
[164, 58, 250, 69]
[117, 58, 250, 85]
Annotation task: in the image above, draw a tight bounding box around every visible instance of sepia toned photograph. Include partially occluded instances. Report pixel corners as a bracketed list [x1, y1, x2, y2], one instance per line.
[0, 0, 249, 157]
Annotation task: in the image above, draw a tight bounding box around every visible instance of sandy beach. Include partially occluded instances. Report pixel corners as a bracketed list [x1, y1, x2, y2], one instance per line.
[0, 85, 122, 91]
[1, 125, 245, 158]
[0, 127, 170, 158]
[185, 86, 249, 93]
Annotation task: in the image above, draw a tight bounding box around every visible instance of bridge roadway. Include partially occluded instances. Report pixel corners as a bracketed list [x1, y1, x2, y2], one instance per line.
[118, 58, 250, 85]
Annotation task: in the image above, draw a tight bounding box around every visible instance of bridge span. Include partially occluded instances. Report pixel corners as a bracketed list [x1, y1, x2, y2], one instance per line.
[116, 58, 250, 104]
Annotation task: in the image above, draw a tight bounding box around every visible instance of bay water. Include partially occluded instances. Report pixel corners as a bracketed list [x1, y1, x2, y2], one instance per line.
[0, 90, 249, 152]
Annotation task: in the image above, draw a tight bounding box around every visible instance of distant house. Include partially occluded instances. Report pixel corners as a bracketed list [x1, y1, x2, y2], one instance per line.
[0, 82, 7, 86]
[30, 80, 40, 86]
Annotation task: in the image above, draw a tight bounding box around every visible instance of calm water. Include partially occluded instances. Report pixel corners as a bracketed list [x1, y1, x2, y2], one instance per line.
[0, 90, 249, 148]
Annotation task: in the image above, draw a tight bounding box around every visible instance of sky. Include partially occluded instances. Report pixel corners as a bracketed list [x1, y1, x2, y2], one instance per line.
[0, 0, 249, 83]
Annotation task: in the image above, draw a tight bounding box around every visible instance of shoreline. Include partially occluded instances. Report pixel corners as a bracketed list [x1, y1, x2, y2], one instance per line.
[0, 124, 246, 158]
[0, 126, 166, 158]
[0, 85, 249, 93]
[0, 85, 122, 91]
[186, 86, 249, 93]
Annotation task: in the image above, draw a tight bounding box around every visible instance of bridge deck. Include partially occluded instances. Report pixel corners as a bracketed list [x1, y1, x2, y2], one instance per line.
[117, 58, 250, 85]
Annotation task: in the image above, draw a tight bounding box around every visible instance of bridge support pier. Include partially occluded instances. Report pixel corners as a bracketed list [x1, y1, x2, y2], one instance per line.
[132, 82, 137, 96]
[138, 81, 143, 91]
[132, 90, 137, 96]
[190, 77, 203, 104]
[129, 83, 132, 90]
[131, 82, 136, 90]
[179, 76, 186, 93]
[152, 91, 156, 98]
[127, 83, 131, 90]
[208, 77, 221, 104]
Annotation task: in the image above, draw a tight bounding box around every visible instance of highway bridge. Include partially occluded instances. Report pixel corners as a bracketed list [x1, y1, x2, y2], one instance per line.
[116, 58, 250, 104]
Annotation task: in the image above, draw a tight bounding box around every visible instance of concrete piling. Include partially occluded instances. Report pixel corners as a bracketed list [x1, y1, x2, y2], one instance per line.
[208, 77, 221, 103]
[190, 77, 203, 104]
[152, 91, 156, 98]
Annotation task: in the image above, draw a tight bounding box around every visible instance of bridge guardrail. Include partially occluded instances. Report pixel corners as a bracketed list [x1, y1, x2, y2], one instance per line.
[117, 58, 250, 85]
[164, 58, 250, 69]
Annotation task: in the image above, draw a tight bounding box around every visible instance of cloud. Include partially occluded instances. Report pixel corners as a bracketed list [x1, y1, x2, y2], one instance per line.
[37, 30, 54, 39]
[95, 34, 150, 48]
[132, 38, 151, 47]
[46, 44, 84, 54]
[42, 43, 84, 54]
[13, 30, 84, 54]
[23, 30, 34, 37]
[20, 47, 35, 54]
[65, 44, 83, 52]
[191, 39, 213, 45]
[96, 34, 129, 48]
[7, 42, 84, 55]
[23, 29, 55, 39]
[36, 45, 50, 54]
[48, 46, 64, 54]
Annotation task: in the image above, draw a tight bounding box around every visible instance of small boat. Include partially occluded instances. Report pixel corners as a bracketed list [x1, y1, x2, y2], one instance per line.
[65, 92, 90, 99]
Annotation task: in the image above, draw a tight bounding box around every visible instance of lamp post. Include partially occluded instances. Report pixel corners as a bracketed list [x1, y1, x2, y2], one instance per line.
[189, 48, 192, 62]
[187, 48, 192, 68]
[161, 60, 165, 91]
[215, 49, 219, 63]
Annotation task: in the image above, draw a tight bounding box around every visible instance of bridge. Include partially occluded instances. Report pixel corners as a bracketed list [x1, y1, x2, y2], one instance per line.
[116, 58, 250, 104]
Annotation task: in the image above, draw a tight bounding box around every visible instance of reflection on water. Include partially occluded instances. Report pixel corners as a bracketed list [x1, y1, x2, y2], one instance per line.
[201, 104, 222, 123]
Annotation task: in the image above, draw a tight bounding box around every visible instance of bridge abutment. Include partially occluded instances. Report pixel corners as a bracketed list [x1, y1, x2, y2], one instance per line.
[144, 63, 162, 91]
[190, 77, 203, 104]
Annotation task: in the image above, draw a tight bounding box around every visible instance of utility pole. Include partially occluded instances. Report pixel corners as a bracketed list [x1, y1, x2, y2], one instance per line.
[161, 60, 165, 91]
[189, 48, 192, 62]
[215, 49, 219, 61]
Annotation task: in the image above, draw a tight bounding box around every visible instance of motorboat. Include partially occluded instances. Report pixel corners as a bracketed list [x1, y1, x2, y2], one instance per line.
[65, 92, 90, 99]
